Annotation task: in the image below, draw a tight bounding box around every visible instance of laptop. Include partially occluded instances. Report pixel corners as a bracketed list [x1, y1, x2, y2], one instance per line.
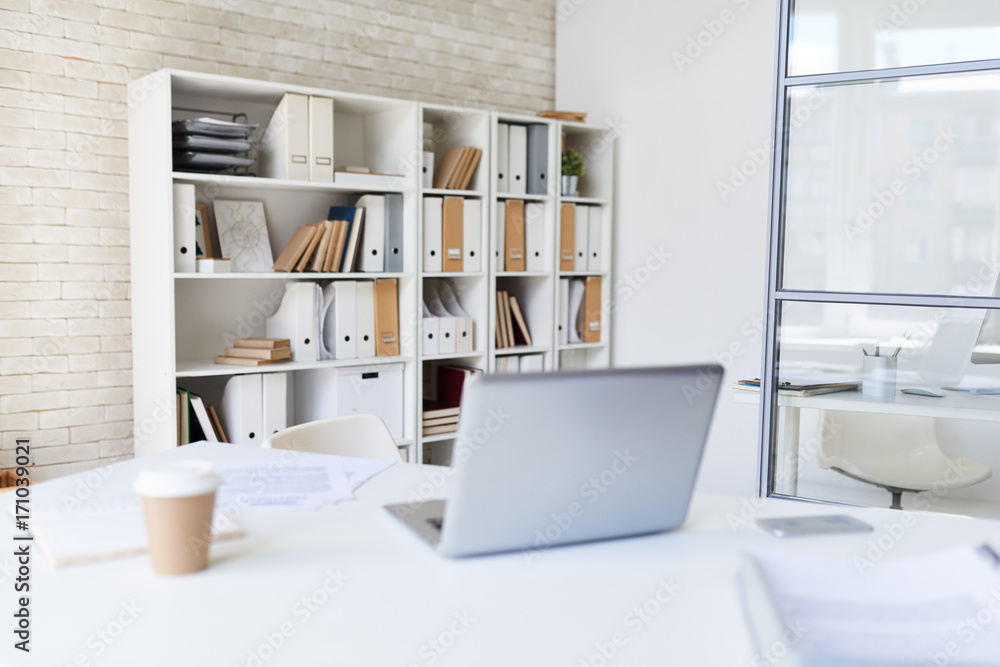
[385, 364, 723, 558]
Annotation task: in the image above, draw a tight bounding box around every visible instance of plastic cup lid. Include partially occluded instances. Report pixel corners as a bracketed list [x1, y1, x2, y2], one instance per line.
[133, 460, 221, 498]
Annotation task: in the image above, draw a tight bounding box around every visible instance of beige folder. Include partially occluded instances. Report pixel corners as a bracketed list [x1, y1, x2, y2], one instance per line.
[504, 200, 525, 272]
[441, 197, 464, 272]
[373, 278, 400, 356]
[559, 203, 575, 272]
[582, 277, 602, 343]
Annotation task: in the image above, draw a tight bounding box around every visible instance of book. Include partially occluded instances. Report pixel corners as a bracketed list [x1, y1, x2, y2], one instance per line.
[538, 110, 587, 122]
[333, 170, 406, 188]
[437, 365, 482, 407]
[496, 290, 509, 348]
[423, 424, 459, 436]
[273, 224, 319, 272]
[233, 338, 290, 349]
[213, 355, 288, 367]
[433, 146, 467, 189]
[326, 219, 349, 273]
[422, 415, 460, 427]
[508, 295, 532, 347]
[206, 404, 228, 443]
[423, 400, 461, 419]
[329, 206, 364, 272]
[293, 222, 325, 272]
[223, 347, 292, 360]
[307, 220, 334, 272]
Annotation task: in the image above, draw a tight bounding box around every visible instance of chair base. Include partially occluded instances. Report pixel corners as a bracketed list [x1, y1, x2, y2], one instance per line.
[831, 467, 912, 510]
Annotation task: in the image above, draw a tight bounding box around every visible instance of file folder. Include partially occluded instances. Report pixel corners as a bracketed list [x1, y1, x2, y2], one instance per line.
[423, 302, 440, 356]
[526, 124, 548, 195]
[558, 278, 570, 345]
[383, 193, 404, 273]
[308, 96, 334, 182]
[504, 200, 525, 272]
[423, 197, 443, 273]
[496, 123, 509, 193]
[559, 203, 575, 272]
[442, 196, 464, 272]
[325, 280, 358, 359]
[567, 278, 585, 344]
[373, 278, 400, 356]
[582, 277, 602, 343]
[462, 198, 482, 273]
[588, 206, 603, 272]
[422, 151, 434, 188]
[508, 124, 527, 195]
[172, 183, 196, 272]
[574, 204, 589, 271]
[524, 202, 545, 272]
[439, 281, 473, 353]
[266, 281, 321, 361]
[356, 194, 385, 273]
[495, 201, 506, 271]
[259, 93, 309, 181]
[424, 281, 458, 355]
[220, 374, 263, 446]
[261, 372, 290, 441]
[356, 280, 376, 358]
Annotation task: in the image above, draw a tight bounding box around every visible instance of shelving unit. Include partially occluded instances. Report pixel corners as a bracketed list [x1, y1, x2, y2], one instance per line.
[129, 69, 614, 466]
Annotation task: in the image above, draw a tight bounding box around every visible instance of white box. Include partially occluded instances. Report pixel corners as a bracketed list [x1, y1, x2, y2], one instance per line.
[293, 363, 404, 440]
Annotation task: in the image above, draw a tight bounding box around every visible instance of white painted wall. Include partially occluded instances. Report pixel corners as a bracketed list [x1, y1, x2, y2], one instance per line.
[556, 0, 778, 495]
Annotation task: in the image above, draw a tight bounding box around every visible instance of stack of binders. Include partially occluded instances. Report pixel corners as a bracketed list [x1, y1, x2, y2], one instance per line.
[214, 338, 292, 367]
[258, 93, 334, 182]
[559, 203, 603, 272]
[172, 117, 257, 173]
[422, 197, 482, 273]
[495, 200, 545, 272]
[423, 280, 473, 356]
[495, 122, 548, 195]
[558, 277, 602, 345]
[432, 146, 483, 190]
[272, 194, 404, 274]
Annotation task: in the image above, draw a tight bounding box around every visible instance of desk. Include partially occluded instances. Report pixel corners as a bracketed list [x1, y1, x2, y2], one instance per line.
[735, 389, 1000, 495]
[3, 442, 1000, 666]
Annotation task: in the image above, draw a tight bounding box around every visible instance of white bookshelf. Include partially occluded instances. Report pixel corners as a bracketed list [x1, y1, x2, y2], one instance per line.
[129, 69, 613, 465]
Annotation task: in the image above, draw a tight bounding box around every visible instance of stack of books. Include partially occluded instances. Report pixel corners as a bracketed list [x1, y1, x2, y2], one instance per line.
[214, 338, 292, 367]
[172, 117, 257, 173]
[422, 365, 483, 435]
[496, 290, 532, 349]
[422, 401, 461, 436]
[432, 146, 482, 190]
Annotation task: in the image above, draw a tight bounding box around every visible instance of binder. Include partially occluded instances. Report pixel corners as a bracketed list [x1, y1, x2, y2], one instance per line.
[355, 194, 385, 273]
[559, 203, 575, 271]
[574, 204, 589, 271]
[588, 206, 603, 272]
[567, 278, 585, 344]
[496, 123, 509, 193]
[441, 196, 464, 272]
[373, 278, 400, 357]
[423, 197, 443, 272]
[265, 281, 321, 361]
[172, 183, 196, 272]
[355, 280, 376, 358]
[524, 202, 545, 272]
[220, 374, 263, 446]
[558, 278, 570, 345]
[462, 198, 482, 273]
[383, 193, 404, 273]
[526, 124, 548, 195]
[424, 281, 458, 355]
[259, 92, 309, 181]
[323, 280, 358, 360]
[308, 95, 334, 182]
[422, 151, 434, 188]
[504, 200, 525, 272]
[582, 277, 602, 343]
[423, 302, 440, 356]
[507, 124, 527, 195]
[495, 201, 506, 271]
[261, 372, 290, 441]
[438, 281, 473, 353]
[520, 354, 544, 373]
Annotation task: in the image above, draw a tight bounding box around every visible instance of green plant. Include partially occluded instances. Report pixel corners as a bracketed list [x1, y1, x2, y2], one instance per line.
[562, 148, 587, 177]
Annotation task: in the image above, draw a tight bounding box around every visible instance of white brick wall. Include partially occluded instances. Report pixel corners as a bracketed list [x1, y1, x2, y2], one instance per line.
[0, 0, 556, 480]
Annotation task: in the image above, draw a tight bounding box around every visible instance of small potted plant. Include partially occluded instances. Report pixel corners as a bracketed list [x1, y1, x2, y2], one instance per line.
[561, 148, 586, 196]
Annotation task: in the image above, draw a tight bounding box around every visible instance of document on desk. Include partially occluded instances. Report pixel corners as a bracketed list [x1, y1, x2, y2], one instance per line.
[740, 545, 1000, 665]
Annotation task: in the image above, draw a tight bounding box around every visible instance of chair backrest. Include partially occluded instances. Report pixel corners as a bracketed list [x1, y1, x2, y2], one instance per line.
[265, 414, 403, 462]
[817, 410, 941, 472]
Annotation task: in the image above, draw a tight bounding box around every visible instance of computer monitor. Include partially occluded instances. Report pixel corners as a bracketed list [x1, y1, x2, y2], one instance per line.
[970, 274, 1000, 364]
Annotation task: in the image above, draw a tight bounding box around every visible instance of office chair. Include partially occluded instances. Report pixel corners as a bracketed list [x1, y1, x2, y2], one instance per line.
[817, 410, 991, 510]
[265, 414, 403, 462]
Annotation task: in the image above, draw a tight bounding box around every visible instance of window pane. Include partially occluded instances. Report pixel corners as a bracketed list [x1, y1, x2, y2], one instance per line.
[789, 0, 1000, 76]
[767, 301, 1000, 516]
[781, 72, 1000, 296]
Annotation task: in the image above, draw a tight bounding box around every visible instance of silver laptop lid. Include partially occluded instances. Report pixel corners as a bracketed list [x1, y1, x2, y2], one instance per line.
[438, 365, 722, 558]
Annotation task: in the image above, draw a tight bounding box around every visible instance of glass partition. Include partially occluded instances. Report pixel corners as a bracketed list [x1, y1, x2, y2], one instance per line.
[789, 0, 1000, 77]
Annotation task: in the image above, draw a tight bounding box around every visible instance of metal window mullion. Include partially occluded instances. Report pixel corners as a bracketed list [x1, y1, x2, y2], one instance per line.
[783, 58, 1000, 89]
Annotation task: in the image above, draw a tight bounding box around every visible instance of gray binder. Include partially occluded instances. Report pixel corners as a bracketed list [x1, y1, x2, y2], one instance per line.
[526, 124, 549, 195]
[383, 193, 404, 273]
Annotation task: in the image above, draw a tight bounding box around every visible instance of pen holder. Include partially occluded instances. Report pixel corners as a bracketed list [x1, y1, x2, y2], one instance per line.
[862, 355, 897, 397]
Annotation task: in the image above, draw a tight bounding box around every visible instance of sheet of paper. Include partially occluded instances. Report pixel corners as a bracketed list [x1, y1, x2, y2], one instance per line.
[745, 545, 1000, 663]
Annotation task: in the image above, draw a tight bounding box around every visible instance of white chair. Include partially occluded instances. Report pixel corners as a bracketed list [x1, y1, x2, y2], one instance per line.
[264, 414, 403, 462]
[817, 410, 991, 510]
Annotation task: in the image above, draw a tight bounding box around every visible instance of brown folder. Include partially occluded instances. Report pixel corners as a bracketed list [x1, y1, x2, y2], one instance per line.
[441, 196, 464, 272]
[374, 278, 400, 356]
[508, 295, 532, 346]
[504, 200, 525, 272]
[496, 290, 508, 348]
[273, 224, 318, 272]
[582, 277, 602, 343]
[559, 203, 576, 272]
[294, 222, 325, 272]
[325, 219, 349, 273]
[433, 146, 466, 189]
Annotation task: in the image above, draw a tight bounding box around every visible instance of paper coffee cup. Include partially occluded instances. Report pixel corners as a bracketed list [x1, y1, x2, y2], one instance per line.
[133, 460, 221, 575]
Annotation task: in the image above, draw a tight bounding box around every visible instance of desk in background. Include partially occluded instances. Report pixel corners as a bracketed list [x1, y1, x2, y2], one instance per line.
[3, 442, 1000, 666]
